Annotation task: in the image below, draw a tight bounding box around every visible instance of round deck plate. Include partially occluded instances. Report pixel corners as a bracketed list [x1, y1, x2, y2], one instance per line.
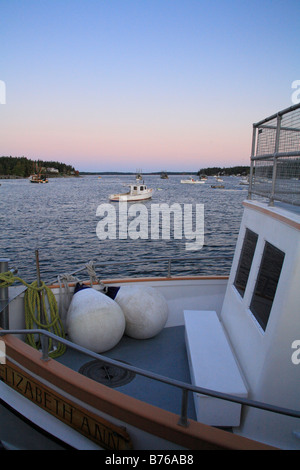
[78, 359, 135, 388]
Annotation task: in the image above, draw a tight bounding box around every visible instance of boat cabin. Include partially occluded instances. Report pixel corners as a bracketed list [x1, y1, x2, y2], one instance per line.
[130, 183, 147, 192]
[109, 182, 152, 202]
[220, 199, 300, 446]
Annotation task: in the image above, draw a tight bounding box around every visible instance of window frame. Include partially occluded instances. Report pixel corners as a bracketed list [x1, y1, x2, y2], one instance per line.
[249, 241, 285, 331]
[233, 228, 258, 298]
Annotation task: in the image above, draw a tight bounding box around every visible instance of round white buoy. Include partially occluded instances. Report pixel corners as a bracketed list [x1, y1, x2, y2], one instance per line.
[67, 286, 125, 353]
[115, 286, 168, 339]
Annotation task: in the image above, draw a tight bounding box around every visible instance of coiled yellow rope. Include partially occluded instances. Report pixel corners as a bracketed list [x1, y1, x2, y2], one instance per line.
[0, 271, 66, 358]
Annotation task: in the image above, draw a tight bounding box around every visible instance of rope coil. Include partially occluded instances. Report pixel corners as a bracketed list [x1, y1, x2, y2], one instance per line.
[0, 271, 66, 358]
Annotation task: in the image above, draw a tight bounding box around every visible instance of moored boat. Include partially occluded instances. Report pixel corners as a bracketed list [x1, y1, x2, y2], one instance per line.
[239, 177, 249, 185]
[109, 182, 153, 202]
[180, 178, 204, 184]
[1, 103, 300, 450]
[29, 174, 48, 183]
[29, 162, 49, 183]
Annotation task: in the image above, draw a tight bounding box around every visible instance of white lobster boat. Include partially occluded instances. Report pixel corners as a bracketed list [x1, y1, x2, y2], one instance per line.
[109, 183, 153, 202]
[0, 104, 300, 451]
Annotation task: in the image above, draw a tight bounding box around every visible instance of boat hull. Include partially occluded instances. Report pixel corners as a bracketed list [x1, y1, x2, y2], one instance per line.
[180, 180, 204, 184]
[29, 179, 48, 183]
[109, 192, 152, 202]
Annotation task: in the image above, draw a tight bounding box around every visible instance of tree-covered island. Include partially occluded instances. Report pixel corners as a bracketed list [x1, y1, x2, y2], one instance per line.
[0, 156, 79, 178]
[197, 165, 250, 177]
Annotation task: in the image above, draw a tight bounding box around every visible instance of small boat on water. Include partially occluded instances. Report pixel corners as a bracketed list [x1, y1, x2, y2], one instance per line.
[239, 177, 249, 185]
[29, 163, 49, 183]
[29, 174, 48, 183]
[109, 182, 153, 202]
[1, 103, 300, 450]
[180, 177, 204, 184]
[135, 169, 143, 181]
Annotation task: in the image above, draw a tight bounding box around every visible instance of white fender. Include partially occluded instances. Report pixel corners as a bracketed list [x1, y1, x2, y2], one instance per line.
[67, 286, 125, 353]
[115, 286, 168, 339]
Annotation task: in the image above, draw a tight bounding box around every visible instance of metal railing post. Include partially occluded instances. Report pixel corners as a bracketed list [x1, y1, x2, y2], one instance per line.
[269, 113, 282, 206]
[167, 260, 171, 278]
[0, 258, 10, 330]
[41, 334, 50, 361]
[177, 388, 189, 427]
[248, 125, 257, 200]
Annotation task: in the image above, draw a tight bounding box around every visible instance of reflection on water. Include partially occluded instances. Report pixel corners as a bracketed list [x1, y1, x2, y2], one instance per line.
[0, 175, 248, 283]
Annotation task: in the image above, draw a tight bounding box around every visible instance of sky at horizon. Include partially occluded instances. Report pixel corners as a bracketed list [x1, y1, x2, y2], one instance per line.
[1, 0, 299, 172]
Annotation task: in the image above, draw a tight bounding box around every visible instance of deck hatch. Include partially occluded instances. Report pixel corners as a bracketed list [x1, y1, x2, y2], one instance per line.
[78, 359, 136, 388]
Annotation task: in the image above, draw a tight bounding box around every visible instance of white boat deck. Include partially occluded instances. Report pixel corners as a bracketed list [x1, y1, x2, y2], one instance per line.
[56, 325, 197, 420]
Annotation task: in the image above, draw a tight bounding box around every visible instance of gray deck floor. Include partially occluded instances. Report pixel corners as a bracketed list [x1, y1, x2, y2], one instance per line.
[56, 325, 197, 420]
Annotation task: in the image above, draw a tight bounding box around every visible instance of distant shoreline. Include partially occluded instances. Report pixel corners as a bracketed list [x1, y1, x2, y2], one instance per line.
[80, 167, 250, 176]
[0, 156, 250, 178]
[0, 172, 196, 178]
[79, 171, 197, 175]
[1, 166, 250, 179]
[1, 170, 250, 179]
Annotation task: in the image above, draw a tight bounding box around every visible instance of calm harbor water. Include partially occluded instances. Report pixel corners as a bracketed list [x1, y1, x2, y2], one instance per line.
[0, 174, 248, 283]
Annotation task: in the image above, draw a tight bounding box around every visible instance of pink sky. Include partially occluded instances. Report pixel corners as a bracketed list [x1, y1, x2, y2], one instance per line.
[1, 1, 298, 172]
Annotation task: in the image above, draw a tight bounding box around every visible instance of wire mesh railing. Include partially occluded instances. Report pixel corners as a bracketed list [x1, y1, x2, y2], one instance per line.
[248, 103, 300, 206]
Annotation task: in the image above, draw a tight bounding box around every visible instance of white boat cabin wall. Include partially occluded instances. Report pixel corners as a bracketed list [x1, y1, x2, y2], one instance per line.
[220, 200, 300, 448]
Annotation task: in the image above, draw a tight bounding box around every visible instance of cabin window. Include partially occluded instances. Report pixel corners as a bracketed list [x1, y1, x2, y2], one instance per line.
[234, 229, 258, 297]
[250, 242, 285, 331]
[134, 186, 137, 190]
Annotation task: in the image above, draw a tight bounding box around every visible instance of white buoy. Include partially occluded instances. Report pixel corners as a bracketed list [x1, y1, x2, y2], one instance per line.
[115, 286, 168, 339]
[67, 286, 125, 353]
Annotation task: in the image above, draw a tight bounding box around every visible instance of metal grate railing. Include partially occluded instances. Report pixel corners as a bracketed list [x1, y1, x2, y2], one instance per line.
[248, 103, 300, 206]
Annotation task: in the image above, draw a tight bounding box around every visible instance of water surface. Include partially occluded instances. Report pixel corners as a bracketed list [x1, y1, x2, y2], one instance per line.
[0, 175, 248, 283]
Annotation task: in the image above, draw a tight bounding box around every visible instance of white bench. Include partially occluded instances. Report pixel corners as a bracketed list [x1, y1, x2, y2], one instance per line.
[184, 310, 248, 427]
